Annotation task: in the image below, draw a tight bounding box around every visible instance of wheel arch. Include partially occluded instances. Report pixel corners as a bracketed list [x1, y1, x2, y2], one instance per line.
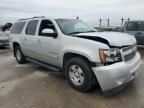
[63, 52, 98, 87]
[62, 52, 96, 69]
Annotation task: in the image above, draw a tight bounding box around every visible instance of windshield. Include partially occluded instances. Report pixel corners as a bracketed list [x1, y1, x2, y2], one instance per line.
[55, 19, 96, 35]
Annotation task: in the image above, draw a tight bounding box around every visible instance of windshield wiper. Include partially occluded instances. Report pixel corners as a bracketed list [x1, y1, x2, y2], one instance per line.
[84, 30, 96, 33]
[68, 31, 83, 35]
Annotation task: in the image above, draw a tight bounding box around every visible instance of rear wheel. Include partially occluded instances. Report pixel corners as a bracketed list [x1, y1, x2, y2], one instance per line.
[65, 57, 96, 92]
[15, 46, 26, 64]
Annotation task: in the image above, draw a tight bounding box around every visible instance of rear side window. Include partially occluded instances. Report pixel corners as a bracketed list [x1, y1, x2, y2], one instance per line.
[10, 22, 26, 34]
[26, 20, 38, 35]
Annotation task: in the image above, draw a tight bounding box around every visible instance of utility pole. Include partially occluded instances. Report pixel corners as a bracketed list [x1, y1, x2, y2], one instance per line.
[76, 16, 79, 19]
[128, 18, 130, 21]
[99, 18, 102, 27]
[121, 17, 130, 26]
[99, 18, 110, 27]
[107, 18, 110, 27]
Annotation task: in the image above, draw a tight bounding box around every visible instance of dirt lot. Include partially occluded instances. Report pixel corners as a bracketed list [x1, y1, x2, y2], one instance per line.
[0, 48, 144, 108]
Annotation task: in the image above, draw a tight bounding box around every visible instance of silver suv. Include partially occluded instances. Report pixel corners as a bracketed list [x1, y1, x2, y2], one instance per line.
[9, 17, 141, 94]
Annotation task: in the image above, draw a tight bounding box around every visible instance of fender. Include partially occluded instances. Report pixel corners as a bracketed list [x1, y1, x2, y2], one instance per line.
[59, 50, 97, 68]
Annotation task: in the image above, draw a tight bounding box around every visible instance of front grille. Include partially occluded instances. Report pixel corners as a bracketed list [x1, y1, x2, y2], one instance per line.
[0, 40, 9, 43]
[122, 45, 133, 52]
[124, 51, 136, 61]
[122, 45, 137, 62]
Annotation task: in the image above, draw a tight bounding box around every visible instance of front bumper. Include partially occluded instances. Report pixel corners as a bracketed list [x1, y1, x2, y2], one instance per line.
[0, 41, 9, 47]
[92, 52, 142, 92]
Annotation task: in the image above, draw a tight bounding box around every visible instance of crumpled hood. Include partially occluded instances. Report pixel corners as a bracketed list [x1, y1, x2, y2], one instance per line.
[74, 32, 136, 47]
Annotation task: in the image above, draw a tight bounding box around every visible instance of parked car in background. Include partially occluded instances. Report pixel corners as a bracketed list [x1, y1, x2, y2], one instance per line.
[123, 21, 144, 46]
[0, 31, 9, 47]
[9, 17, 141, 94]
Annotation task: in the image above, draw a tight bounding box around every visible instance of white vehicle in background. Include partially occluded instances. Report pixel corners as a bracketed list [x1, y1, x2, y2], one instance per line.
[0, 31, 9, 47]
[9, 17, 141, 94]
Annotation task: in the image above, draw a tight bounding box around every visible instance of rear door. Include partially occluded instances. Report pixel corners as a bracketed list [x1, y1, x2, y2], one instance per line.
[21, 20, 39, 58]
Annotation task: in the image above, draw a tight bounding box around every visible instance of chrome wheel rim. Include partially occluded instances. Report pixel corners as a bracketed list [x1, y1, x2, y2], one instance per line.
[69, 65, 84, 86]
[16, 49, 21, 61]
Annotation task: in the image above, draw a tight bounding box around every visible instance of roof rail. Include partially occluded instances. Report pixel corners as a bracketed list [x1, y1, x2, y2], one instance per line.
[18, 18, 33, 21]
[33, 16, 45, 19]
[18, 16, 45, 21]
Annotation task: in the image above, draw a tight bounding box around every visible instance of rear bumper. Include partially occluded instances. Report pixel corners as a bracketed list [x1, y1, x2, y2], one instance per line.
[92, 52, 142, 92]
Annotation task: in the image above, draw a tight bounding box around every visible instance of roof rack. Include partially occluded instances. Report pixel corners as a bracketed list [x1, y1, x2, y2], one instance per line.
[18, 16, 45, 21]
[18, 18, 32, 21]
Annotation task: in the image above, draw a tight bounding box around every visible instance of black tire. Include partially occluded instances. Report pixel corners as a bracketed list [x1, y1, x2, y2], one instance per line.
[65, 57, 96, 92]
[14, 46, 26, 64]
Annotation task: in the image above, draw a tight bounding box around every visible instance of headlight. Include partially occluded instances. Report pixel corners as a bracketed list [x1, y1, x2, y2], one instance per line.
[99, 48, 122, 65]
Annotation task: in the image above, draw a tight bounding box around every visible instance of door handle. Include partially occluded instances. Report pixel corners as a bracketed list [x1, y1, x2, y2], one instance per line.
[37, 39, 41, 43]
[23, 38, 27, 41]
[136, 32, 142, 35]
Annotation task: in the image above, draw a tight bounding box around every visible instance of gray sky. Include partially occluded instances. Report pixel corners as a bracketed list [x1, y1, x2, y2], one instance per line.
[0, 0, 144, 26]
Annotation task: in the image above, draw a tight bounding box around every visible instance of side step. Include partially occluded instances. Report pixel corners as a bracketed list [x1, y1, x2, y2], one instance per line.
[26, 57, 62, 73]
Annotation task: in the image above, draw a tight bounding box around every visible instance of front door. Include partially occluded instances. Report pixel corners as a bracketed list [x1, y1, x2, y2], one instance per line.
[36, 19, 62, 67]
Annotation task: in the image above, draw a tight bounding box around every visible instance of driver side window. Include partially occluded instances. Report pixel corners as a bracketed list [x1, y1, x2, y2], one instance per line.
[39, 20, 56, 36]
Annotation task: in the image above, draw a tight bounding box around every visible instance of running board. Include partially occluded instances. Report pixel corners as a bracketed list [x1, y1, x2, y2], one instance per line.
[26, 57, 62, 72]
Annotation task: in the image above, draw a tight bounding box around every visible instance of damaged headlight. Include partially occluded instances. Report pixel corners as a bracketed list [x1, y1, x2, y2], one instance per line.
[99, 48, 122, 65]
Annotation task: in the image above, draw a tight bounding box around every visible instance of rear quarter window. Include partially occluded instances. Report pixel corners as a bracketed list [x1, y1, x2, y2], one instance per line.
[10, 22, 26, 34]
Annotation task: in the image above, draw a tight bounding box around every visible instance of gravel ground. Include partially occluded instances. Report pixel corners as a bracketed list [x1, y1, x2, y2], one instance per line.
[0, 48, 144, 108]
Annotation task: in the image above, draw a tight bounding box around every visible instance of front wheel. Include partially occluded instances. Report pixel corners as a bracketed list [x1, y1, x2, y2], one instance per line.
[65, 57, 96, 92]
[15, 46, 26, 64]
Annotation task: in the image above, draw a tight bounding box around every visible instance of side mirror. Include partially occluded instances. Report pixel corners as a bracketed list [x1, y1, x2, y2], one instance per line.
[41, 29, 58, 38]
[42, 29, 54, 34]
